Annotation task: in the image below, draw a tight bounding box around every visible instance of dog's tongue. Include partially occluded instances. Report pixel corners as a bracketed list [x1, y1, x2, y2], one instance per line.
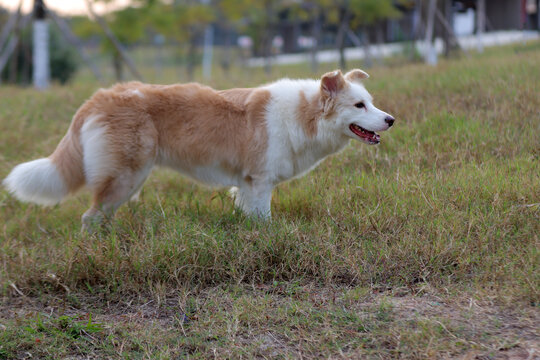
[349, 124, 380, 143]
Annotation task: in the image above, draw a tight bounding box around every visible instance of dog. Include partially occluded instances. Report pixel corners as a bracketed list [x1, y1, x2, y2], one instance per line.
[3, 69, 394, 230]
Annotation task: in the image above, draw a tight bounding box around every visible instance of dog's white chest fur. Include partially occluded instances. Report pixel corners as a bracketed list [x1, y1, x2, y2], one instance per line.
[263, 79, 349, 184]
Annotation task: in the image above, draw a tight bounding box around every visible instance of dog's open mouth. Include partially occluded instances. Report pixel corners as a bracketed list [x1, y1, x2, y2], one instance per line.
[349, 124, 380, 144]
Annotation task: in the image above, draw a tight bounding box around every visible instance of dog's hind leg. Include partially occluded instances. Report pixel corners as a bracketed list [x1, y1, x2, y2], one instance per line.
[80, 113, 158, 232]
[82, 163, 154, 233]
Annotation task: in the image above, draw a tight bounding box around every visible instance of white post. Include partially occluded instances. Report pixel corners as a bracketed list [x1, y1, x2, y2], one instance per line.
[33, 0, 49, 89]
[476, 0, 485, 53]
[33, 19, 50, 89]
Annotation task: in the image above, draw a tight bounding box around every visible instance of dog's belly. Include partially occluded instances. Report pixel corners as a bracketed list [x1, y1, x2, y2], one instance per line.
[189, 165, 241, 187]
[164, 162, 241, 187]
[157, 150, 243, 187]
[268, 147, 338, 185]
[270, 158, 325, 184]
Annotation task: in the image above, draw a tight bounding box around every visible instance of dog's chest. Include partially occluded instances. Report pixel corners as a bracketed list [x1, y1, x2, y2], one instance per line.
[265, 134, 347, 184]
[190, 165, 240, 186]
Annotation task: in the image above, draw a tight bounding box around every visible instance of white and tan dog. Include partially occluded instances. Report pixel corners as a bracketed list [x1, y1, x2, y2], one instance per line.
[3, 69, 394, 229]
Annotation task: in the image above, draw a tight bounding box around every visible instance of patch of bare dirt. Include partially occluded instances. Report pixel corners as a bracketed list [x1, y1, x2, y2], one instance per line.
[1, 284, 538, 359]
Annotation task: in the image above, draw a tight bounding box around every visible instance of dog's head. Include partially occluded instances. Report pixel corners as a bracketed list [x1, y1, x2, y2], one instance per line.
[320, 69, 394, 145]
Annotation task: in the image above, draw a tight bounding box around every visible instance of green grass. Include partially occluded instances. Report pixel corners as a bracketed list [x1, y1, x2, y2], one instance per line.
[0, 43, 539, 359]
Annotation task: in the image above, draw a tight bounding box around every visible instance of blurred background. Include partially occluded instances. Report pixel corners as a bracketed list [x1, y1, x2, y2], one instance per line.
[0, 0, 539, 88]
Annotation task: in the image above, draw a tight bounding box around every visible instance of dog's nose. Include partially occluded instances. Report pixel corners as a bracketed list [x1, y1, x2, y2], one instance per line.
[385, 116, 395, 127]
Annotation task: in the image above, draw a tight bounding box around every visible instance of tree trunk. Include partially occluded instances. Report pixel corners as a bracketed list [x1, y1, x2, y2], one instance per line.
[186, 32, 197, 81]
[113, 52, 123, 81]
[263, 39, 271, 75]
[154, 37, 163, 80]
[86, 0, 143, 81]
[409, 0, 422, 61]
[221, 24, 232, 75]
[362, 26, 372, 68]
[375, 22, 385, 65]
[424, 0, 437, 65]
[435, 1, 463, 58]
[262, 28, 272, 75]
[310, 7, 321, 73]
[9, 20, 21, 84]
[22, 40, 31, 84]
[476, 0, 485, 53]
[442, 0, 452, 57]
[9, 39, 19, 83]
[261, 0, 274, 76]
[336, 6, 350, 70]
[202, 24, 213, 80]
[538, 0, 540, 31]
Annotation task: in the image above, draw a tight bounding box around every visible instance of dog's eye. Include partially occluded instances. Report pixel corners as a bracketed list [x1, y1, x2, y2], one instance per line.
[354, 102, 365, 109]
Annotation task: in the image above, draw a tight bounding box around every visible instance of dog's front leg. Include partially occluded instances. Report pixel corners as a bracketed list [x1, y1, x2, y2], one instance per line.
[232, 181, 273, 219]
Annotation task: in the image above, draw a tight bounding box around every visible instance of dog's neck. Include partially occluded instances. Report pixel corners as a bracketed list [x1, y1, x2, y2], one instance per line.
[262, 78, 351, 181]
[285, 86, 350, 176]
[295, 87, 350, 156]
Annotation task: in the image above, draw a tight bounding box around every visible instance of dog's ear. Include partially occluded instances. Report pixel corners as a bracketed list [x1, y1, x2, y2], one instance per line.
[321, 70, 346, 97]
[344, 69, 369, 83]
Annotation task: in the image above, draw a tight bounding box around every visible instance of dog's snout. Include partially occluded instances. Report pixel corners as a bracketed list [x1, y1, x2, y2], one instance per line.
[385, 116, 395, 127]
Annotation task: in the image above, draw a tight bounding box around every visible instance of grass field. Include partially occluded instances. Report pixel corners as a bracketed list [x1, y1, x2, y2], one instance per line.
[0, 43, 539, 359]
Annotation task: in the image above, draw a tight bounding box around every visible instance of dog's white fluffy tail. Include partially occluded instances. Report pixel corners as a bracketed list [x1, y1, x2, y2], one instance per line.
[3, 122, 85, 206]
[3, 158, 68, 206]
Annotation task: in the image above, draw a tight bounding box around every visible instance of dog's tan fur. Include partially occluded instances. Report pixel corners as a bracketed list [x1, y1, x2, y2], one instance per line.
[297, 90, 322, 138]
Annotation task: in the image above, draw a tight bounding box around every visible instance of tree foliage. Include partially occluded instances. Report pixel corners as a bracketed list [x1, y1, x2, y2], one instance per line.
[73, 0, 404, 53]
[349, 0, 401, 27]
[71, 0, 404, 79]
